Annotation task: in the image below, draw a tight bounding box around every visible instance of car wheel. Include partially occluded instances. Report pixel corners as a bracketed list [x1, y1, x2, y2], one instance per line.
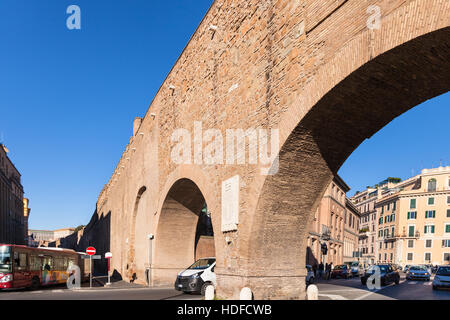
[361, 280, 367, 286]
[432, 285, 438, 290]
[200, 282, 212, 296]
[395, 278, 399, 285]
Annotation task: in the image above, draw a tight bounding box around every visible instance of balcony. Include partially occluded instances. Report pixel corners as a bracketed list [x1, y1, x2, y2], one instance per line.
[399, 230, 421, 239]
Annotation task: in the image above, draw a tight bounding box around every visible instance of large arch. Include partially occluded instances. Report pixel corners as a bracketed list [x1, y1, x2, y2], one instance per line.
[152, 178, 209, 285]
[229, 27, 450, 299]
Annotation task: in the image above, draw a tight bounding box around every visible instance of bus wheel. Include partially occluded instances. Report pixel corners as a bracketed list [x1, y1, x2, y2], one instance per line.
[31, 277, 40, 290]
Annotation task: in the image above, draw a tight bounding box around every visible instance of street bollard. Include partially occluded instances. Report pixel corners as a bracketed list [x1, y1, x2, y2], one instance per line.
[240, 287, 253, 300]
[307, 284, 319, 300]
[205, 285, 215, 300]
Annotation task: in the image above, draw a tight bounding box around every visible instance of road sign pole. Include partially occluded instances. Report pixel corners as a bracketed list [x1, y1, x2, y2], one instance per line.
[108, 258, 110, 285]
[90, 256, 92, 288]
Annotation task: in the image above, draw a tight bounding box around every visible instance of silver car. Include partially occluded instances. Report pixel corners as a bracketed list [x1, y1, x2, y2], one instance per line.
[433, 266, 450, 290]
[406, 265, 431, 281]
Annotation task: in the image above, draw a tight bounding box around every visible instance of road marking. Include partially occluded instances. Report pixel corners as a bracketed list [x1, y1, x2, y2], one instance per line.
[424, 282, 432, 286]
[319, 289, 364, 293]
[408, 281, 418, 285]
[52, 289, 64, 293]
[354, 282, 396, 300]
[318, 293, 348, 300]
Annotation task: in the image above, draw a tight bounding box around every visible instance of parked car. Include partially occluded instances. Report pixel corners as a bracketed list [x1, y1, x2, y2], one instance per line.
[174, 257, 216, 295]
[349, 262, 361, 277]
[331, 265, 352, 279]
[432, 266, 450, 290]
[422, 264, 433, 274]
[406, 265, 431, 281]
[361, 264, 400, 286]
[306, 265, 315, 285]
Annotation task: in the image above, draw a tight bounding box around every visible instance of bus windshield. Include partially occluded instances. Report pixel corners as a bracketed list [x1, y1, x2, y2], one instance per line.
[0, 246, 12, 273]
[187, 258, 215, 270]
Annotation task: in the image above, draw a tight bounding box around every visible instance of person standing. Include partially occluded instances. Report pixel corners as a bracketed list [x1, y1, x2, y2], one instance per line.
[318, 262, 324, 279]
[328, 263, 333, 280]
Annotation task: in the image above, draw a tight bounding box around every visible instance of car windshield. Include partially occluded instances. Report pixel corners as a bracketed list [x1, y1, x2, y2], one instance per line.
[368, 265, 388, 273]
[436, 266, 450, 276]
[0, 246, 12, 273]
[409, 266, 426, 271]
[187, 258, 215, 270]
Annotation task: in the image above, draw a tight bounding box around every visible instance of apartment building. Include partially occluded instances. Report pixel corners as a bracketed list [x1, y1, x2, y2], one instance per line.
[0, 144, 28, 245]
[376, 167, 450, 266]
[351, 187, 379, 267]
[306, 175, 360, 267]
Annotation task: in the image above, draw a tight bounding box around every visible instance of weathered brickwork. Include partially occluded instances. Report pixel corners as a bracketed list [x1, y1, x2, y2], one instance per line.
[81, 0, 449, 299]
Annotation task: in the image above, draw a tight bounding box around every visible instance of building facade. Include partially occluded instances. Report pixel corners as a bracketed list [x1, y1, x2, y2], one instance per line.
[344, 199, 361, 264]
[28, 228, 75, 247]
[0, 144, 28, 245]
[352, 167, 450, 268]
[306, 175, 360, 267]
[376, 167, 450, 267]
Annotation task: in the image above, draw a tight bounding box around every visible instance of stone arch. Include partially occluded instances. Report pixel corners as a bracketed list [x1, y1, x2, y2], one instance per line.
[231, 26, 450, 299]
[127, 186, 150, 283]
[152, 177, 211, 286]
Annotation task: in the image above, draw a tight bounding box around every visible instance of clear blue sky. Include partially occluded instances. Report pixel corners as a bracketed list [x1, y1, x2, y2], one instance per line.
[0, 1, 448, 230]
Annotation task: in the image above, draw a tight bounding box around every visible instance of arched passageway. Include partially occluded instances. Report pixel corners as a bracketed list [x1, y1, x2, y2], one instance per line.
[152, 178, 214, 285]
[222, 27, 450, 299]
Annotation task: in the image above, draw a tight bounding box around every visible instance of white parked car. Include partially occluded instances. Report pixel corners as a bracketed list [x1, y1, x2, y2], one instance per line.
[433, 266, 450, 290]
[174, 257, 216, 295]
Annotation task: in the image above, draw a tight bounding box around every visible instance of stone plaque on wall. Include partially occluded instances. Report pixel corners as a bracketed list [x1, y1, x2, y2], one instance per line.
[221, 175, 239, 232]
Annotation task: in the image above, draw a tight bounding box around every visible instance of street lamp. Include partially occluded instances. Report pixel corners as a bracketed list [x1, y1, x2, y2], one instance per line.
[147, 234, 154, 286]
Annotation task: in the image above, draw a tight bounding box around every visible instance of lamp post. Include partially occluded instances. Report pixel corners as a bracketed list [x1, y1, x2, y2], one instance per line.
[147, 234, 154, 286]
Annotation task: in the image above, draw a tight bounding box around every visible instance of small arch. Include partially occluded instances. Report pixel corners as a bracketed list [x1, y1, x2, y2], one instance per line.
[127, 186, 148, 282]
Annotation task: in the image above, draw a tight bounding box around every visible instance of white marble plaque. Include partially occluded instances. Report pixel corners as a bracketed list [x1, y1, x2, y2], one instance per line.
[221, 175, 239, 232]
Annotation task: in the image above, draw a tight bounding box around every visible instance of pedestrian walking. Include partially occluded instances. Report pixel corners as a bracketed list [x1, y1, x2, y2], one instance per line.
[328, 263, 333, 280]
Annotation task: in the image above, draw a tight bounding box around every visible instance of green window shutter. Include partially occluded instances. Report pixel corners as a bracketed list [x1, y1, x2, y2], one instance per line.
[424, 226, 427, 233]
[407, 212, 410, 219]
[432, 226, 435, 233]
[433, 211, 436, 218]
[446, 225, 450, 233]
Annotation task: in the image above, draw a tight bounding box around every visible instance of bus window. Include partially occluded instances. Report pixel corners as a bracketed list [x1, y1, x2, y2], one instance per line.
[0, 246, 12, 273]
[13, 252, 28, 271]
[43, 256, 53, 271]
[30, 255, 41, 271]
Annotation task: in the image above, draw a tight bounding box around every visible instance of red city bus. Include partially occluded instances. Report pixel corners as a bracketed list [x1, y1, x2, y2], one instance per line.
[0, 244, 88, 290]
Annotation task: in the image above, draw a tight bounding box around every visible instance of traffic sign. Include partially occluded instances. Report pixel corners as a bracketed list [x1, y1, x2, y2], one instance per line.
[86, 247, 96, 256]
[81, 255, 101, 259]
[105, 252, 112, 259]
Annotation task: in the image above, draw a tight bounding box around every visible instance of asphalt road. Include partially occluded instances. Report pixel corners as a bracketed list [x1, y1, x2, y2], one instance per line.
[1, 273, 449, 300]
[0, 284, 202, 300]
[316, 273, 450, 300]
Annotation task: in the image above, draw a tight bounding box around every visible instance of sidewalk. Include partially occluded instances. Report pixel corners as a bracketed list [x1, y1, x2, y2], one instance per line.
[77, 278, 173, 291]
